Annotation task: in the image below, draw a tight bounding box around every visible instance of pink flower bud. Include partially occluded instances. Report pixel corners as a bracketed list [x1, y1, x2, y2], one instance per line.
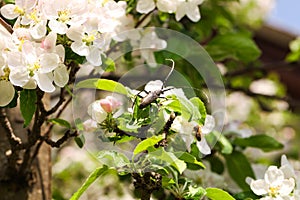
[99, 96, 122, 113]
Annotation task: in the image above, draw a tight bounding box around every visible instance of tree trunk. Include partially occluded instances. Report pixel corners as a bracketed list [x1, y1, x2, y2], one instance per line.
[0, 107, 51, 200]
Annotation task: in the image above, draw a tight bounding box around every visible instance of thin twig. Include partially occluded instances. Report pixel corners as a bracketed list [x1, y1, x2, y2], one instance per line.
[42, 130, 78, 148]
[0, 16, 13, 34]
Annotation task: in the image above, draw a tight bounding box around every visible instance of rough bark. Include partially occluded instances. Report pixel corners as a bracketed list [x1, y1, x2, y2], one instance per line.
[0, 107, 51, 200]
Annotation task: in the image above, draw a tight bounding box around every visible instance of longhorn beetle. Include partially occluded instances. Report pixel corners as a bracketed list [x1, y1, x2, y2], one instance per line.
[137, 59, 175, 109]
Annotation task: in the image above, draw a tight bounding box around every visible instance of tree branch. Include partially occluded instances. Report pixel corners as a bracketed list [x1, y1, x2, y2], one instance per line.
[42, 130, 78, 148]
[0, 16, 13, 34]
[0, 108, 22, 148]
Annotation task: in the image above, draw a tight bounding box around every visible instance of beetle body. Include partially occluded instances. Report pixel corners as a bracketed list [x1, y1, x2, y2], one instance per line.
[139, 90, 163, 109]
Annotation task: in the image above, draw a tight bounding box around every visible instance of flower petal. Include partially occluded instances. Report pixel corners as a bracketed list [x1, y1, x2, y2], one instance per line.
[0, 4, 19, 20]
[186, 2, 201, 22]
[279, 178, 295, 196]
[265, 166, 284, 186]
[250, 179, 269, 195]
[35, 73, 55, 93]
[54, 64, 69, 87]
[202, 115, 215, 134]
[136, 0, 155, 14]
[48, 20, 68, 34]
[0, 80, 15, 107]
[39, 53, 59, 73]
[196, 138, 211, 155]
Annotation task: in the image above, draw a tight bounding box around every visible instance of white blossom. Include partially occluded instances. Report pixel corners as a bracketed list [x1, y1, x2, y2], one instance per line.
[171, 115, 215, 155]
[7, 41, 60, 92]
[250, 166, 295, 199]
[139, 28, 167, 67]
[87, 100, 108, 124]
[175, 0, 203, 22]
[41, 0, 87, 34]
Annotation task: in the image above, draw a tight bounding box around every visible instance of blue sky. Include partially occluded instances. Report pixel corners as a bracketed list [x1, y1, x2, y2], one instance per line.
[268, 0, 300, 34]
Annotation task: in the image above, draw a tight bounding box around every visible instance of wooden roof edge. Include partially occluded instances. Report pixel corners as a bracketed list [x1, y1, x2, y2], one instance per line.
[254, 24, 298, 48]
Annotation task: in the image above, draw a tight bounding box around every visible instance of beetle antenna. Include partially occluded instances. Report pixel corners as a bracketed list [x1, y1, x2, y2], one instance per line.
[163, 59, 175, 89]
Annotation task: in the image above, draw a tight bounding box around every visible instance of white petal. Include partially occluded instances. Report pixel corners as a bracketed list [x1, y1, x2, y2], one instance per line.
[0, 80, 15, 107]
[196, 139, 211, 155]
[186, 3, 201, 22]
[66, 25, 84, 41]
[1, 4, 19, 20]
[39, 53, 59, 73]
[250, 179, 269, 195]
[279, 178, 295, 196]
[145, 80, 163, 92]
[265, 166, 284, 186]
[30, 21, 47, 39]
[55, 44, 65, 61]
[54, 64, 69, 87]
[87, 100, 108, 123]
[86, 47, 102, 66]
[9, 67, 29, 87]
[48, 20, 68, 34]
[23, 78, 37, 89]
[41, 31, 57, 52]
[175, 2, 186, 21]
[181, 133, 194, 152]
[71, 41, 89, 56]
[35, 73, 55, 93]
[202, 115, 215, 134]
[136, 0, 155, 14]
[157, 0, 178, 13]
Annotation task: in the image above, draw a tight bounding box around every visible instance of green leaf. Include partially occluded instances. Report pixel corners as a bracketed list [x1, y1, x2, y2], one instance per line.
[224, 151, 255, 191]
[233, 134, 284, 152]
[75, 118, 84, 131]
[97, 150, 130, 169]
[74, 134, 85, 148]
[149, 149, 186, 174]
[75, 79, 128, 95]
[5, 90, 18, 108]
[174, 152, 206, 170]
[162, 176, 175, 188]
[190, 97, 206, 124]
[48, 118, 71, 129]
[103, 57, 116, 72]
[133, 135, 164, 155]
[20, 89, 37, 127]
[70, 165, 108, 200]
[234, 191, 258, 200]
[205, 33, 261, 63]
[205, 188, 235, 200]
[184, 186, 206, 200]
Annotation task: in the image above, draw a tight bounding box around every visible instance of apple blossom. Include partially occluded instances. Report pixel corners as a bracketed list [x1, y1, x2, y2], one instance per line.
[171, 115, 215, 155]
[87, 100, 108, 124]
[250, 166, 295, 199]
[139, 28, 167, 67]
[175, 0, 203, 22]
[7, 41, 60, 92]
[0, 0, 37, 25]
[41, 0, 88, 34]
[99, 96, 122, 113]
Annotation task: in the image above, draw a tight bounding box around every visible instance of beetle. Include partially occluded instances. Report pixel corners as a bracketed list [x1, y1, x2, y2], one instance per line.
[137, 58, 175, 109]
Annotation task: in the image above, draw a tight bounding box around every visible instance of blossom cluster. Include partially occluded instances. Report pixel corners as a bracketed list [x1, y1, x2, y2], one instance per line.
[249, 155, 300, 200]
[0, 0, 134, 106]
[137, 0, 204, 22]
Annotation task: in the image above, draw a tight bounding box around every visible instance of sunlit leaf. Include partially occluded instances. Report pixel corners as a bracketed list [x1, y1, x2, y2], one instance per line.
[70, 166, 108, 200]
[206, 188, 235, 200]
[75, 79, 128, 95]
[133, 135, 165, 155]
